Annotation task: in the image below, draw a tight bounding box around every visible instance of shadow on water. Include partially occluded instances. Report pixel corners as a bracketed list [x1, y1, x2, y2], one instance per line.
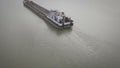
[44, 19, 73, 35]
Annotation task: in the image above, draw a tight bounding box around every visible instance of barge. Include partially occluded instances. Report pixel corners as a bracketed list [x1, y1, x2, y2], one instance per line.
[23, 0, 73, 29]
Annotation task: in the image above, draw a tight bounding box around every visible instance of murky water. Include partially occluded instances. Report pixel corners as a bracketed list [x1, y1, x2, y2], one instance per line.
[0, 0, 120, 68]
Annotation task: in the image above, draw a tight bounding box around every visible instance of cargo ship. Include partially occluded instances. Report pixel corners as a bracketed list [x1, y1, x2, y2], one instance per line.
[23, 0, 73, 29]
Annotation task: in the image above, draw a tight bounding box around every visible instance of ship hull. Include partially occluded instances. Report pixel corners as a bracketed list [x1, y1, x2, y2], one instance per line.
[23, 0, 73, 29]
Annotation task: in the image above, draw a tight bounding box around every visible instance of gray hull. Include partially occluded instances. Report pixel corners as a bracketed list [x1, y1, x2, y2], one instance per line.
[23, 0, 73, 29]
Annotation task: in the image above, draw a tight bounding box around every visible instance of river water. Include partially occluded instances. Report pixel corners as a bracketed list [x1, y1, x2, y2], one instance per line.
[0, 0, 120, 68]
